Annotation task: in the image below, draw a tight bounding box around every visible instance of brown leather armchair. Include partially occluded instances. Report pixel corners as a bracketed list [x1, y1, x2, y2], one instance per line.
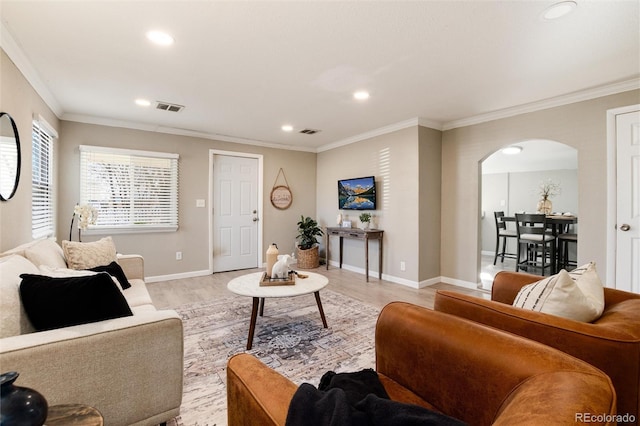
[435, 271, 640, 421]
[227, 301, 616, 426]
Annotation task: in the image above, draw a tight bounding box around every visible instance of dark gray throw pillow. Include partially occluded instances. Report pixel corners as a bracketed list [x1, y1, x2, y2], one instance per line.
[88, 261, 132, 290]
[19, 273, 133, 331]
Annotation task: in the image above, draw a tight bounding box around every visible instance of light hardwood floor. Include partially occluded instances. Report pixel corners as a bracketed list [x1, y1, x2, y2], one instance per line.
[146, 265, 490, 310]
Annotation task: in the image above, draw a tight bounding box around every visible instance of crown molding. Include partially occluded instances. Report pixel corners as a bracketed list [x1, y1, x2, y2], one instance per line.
[316, 117, 444, 153]
[62, 113, 317, 153]
[1, 21, 63, 117]
[442, 77, 640, 130]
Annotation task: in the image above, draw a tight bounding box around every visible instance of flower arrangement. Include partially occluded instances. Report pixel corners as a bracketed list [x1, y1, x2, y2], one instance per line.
[69, 204, 98, 241]
[537, 179, 561, 199]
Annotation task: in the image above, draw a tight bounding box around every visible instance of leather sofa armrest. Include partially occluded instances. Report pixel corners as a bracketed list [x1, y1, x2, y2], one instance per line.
[227, 353, 297, 426]
[375, 302, 614, 425]
[494, 371, 616, 426]
[491, 271, 541, 304]
[117, 253, 144, 281]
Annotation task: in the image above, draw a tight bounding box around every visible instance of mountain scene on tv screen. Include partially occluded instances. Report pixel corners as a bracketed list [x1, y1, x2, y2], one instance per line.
[338, 178, 375, 210]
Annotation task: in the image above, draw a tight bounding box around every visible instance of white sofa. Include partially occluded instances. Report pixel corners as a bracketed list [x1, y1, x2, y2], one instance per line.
[0, 239, 183, 426]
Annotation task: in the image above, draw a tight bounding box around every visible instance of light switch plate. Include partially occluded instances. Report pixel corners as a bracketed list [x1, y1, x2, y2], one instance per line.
[196, 199, 205, 208]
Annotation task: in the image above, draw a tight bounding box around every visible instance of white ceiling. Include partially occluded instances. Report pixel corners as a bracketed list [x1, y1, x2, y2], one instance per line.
[1, 0, 639, 152]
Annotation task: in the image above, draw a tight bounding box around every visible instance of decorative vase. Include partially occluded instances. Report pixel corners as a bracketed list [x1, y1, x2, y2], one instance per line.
[361, 221, 370, 230]
[536, 196, 552, 215]
[0, 372, 48, 426]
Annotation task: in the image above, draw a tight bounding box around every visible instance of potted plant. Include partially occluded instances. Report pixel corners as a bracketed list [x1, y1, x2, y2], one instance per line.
[359, 212, 371, 229]
[296, 215, 324, 269]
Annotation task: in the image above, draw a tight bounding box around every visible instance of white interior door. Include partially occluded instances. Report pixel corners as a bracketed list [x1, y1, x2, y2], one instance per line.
[616, 109, 640, 292]
[212, 154, 259, 272]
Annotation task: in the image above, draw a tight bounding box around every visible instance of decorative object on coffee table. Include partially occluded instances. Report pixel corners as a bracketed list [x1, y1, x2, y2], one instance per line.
[0, 371, 48, 426]
[296, 215, 324, 269]
[46, 404, 103, 426]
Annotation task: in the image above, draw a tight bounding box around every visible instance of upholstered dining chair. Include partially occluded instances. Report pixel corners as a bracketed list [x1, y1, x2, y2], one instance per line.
[515, 213, 556, 275]
[493, 211, 517, 266]
[557, 231, 578, 270]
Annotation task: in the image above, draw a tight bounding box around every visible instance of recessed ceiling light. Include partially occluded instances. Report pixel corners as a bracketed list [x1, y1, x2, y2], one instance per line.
[353, 91, 370, 100]
[146, 30, 174, 46]
[135, 99, 151, 107]
[502, 146, 523, 155]
[281, 125, 293, 132]
[542, 1, 577, 20]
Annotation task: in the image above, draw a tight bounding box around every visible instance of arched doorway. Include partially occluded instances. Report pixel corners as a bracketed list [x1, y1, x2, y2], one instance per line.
[479, 139, 578, 289]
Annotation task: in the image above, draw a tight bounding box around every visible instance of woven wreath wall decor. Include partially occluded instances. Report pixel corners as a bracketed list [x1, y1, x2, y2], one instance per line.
[270, 168, 292, 210]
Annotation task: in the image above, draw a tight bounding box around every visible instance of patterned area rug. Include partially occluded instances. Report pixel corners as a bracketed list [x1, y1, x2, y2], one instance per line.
[167, 289, 380, 426]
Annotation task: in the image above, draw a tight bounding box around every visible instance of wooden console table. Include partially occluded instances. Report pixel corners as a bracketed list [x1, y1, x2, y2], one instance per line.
[325, 227, 384, 282]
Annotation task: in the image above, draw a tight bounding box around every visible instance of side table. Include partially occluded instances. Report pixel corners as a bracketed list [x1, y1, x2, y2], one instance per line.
[46, 404, 103, 426]
[325, 227, 383, 282]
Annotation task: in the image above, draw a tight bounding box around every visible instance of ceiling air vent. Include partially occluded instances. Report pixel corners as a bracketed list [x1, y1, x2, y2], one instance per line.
[156, 102, 185, 113]
[299, 128, 321, 135]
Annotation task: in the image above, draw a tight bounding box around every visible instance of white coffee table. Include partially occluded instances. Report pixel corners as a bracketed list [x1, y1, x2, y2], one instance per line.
[227, 271, 329, 349]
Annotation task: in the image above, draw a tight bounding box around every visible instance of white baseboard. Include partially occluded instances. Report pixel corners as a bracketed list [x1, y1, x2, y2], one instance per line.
[439, 276, 481, 290]
[146, 269, 212, 283]
[146, 265, 481, 292]
[326, 260, 479, 290]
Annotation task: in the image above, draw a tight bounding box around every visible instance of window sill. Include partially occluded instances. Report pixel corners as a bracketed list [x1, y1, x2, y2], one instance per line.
[81, 226, 178, 236]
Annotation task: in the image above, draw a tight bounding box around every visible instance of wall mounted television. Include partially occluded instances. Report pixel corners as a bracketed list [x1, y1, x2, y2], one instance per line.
[338, 176, 376, 210]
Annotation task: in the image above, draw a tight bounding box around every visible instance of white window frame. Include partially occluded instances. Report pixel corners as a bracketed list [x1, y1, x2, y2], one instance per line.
[31, 117, 57, 239]
[79, 145, 179, 234]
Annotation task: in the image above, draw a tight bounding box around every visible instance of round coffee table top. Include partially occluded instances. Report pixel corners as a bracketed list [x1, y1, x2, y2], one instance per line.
[227, 271, 328, 298]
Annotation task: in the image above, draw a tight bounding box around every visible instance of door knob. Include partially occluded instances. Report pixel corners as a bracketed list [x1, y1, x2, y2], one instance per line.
[253, 217, 259, 222]
[620, 224, 631, 231]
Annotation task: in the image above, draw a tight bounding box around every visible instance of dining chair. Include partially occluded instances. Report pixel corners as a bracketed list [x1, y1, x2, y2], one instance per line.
[557, 231, 578, 270]
[514, 213, 556, 275]
[492, 211, 517, 265]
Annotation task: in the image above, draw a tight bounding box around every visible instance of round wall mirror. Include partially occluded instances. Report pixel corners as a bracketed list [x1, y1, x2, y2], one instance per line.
[0, 112, 22, 201]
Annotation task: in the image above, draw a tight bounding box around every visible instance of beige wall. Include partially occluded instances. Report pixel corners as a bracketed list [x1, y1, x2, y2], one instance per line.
[418, 126, 442, 283]
[442, 89, 640, 285]
[0, 49, 60, 250]
[317, 126, 436, 286]
[58, 122, 317, 278]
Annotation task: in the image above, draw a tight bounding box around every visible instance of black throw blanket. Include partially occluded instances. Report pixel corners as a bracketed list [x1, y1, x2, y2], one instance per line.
[285, 370, 467, 426]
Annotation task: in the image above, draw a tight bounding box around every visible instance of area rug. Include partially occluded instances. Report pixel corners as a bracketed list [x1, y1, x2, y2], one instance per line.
[167, 289, 380, 426]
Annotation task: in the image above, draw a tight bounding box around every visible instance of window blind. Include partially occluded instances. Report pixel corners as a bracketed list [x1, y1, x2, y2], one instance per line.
[79, 145, 179, 232]
[31, 120, 55, 239]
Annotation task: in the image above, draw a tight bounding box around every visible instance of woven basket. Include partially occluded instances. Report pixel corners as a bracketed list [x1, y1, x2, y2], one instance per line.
[296, 245, 319, 269]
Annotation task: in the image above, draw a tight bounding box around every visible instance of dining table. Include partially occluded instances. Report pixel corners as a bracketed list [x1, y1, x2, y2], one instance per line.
[502, 214, 578, 274]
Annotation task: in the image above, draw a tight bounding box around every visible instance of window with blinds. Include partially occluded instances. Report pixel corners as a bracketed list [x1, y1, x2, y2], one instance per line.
[79, 145, 179, 233]
[31, 120, 55, 239]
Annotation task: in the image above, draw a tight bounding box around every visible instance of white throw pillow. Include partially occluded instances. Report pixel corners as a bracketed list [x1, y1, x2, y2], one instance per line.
[0, 255, 38, 337]
[62, 236, 117, 270]
[513, 266, 605, 322]
[567, 262, 605, 318]
[24, 239, 67, 268]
